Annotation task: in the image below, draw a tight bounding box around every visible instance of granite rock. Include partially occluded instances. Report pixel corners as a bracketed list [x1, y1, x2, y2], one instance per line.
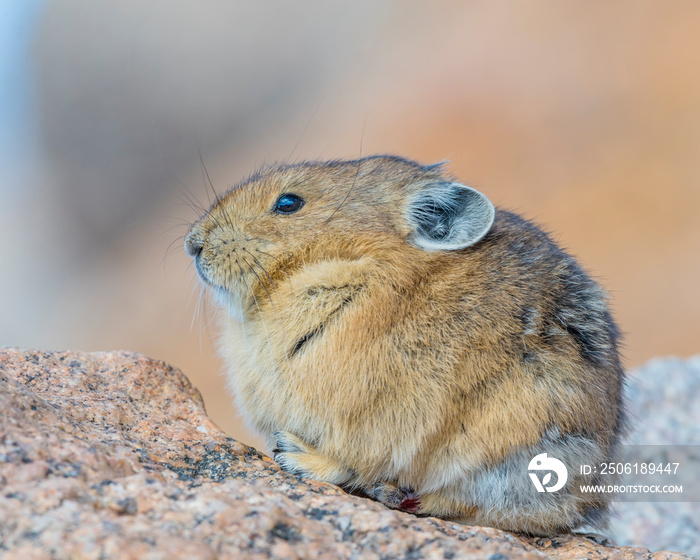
[610, 356, 700, 556]
[0, 348, 694, 559]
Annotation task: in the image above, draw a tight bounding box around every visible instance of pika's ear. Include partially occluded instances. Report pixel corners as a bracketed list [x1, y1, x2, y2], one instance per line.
[407, 182, 495, 251]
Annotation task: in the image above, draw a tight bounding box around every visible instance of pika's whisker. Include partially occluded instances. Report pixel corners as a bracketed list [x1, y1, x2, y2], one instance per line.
[195, 146, 236, 235]
[188, 273, 202, 320]
[202, 288, 220, 333]
[196, 144, 238, 234]
[241, 255, 274, 307]
[255, 249, 293, 284]
[176, 192, 209, 217]
[192, 284, 203, 334]
[162, 234, 187, 263]
[325, 158, 362, 223]
[197, 142, 218, 207]
[325, 126, 364, 222]
[243, 248, 275, 287]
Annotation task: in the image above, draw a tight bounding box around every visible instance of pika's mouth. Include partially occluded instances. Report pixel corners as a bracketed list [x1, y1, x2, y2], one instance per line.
[193, 255, 207, 282]
[184, 237, 219, 290]
[193, 254, 223, 292]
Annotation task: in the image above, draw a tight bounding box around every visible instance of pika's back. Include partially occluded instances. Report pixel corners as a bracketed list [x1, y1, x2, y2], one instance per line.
[474, 210, 621, 373]
[440, 210, 624, 447]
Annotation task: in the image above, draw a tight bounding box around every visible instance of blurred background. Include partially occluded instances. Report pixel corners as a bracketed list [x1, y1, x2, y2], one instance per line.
[2, 2, 699, 455]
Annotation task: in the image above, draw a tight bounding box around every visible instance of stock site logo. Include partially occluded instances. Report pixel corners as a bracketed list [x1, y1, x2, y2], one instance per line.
[528, 453, 568, 493]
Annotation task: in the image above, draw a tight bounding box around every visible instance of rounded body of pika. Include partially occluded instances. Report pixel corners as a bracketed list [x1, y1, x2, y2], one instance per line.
[185, 155, 624, 534]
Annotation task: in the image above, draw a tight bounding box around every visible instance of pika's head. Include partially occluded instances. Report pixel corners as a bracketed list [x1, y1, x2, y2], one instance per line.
[185, 155, 494, 316]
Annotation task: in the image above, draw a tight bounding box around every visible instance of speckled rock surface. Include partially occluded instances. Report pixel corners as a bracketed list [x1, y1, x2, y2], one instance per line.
[0, 349, 694, 560]
[610, 356, 700, 557]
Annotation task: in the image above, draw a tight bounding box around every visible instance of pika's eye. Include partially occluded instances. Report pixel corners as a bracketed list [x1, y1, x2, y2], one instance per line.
[274, 193, 304, 214]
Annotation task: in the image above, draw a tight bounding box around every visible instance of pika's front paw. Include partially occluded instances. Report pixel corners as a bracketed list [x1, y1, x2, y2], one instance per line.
[272, 430, 354, 486]
[272, 430, 313, 477]
[370, 481, 421, 514]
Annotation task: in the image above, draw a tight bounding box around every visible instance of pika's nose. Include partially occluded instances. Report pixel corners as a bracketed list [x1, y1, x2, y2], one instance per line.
[184, 230, 203, 257]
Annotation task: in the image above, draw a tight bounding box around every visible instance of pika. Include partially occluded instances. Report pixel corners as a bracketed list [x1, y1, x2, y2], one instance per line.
[185, 155, 624, 534]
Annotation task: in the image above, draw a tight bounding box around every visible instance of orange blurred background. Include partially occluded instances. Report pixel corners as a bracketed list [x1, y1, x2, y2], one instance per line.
[2, 2, 699, 451]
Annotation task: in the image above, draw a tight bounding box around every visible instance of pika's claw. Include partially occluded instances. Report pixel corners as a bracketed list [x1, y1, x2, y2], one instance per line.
[272, 430, 305, 454]
[574, 532, 616, 546]
[272, 430, 312, 477]
[369, 481, 421, 514]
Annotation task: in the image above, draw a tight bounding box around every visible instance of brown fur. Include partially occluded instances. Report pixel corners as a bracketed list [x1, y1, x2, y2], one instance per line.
[185, 155, 624, 534]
